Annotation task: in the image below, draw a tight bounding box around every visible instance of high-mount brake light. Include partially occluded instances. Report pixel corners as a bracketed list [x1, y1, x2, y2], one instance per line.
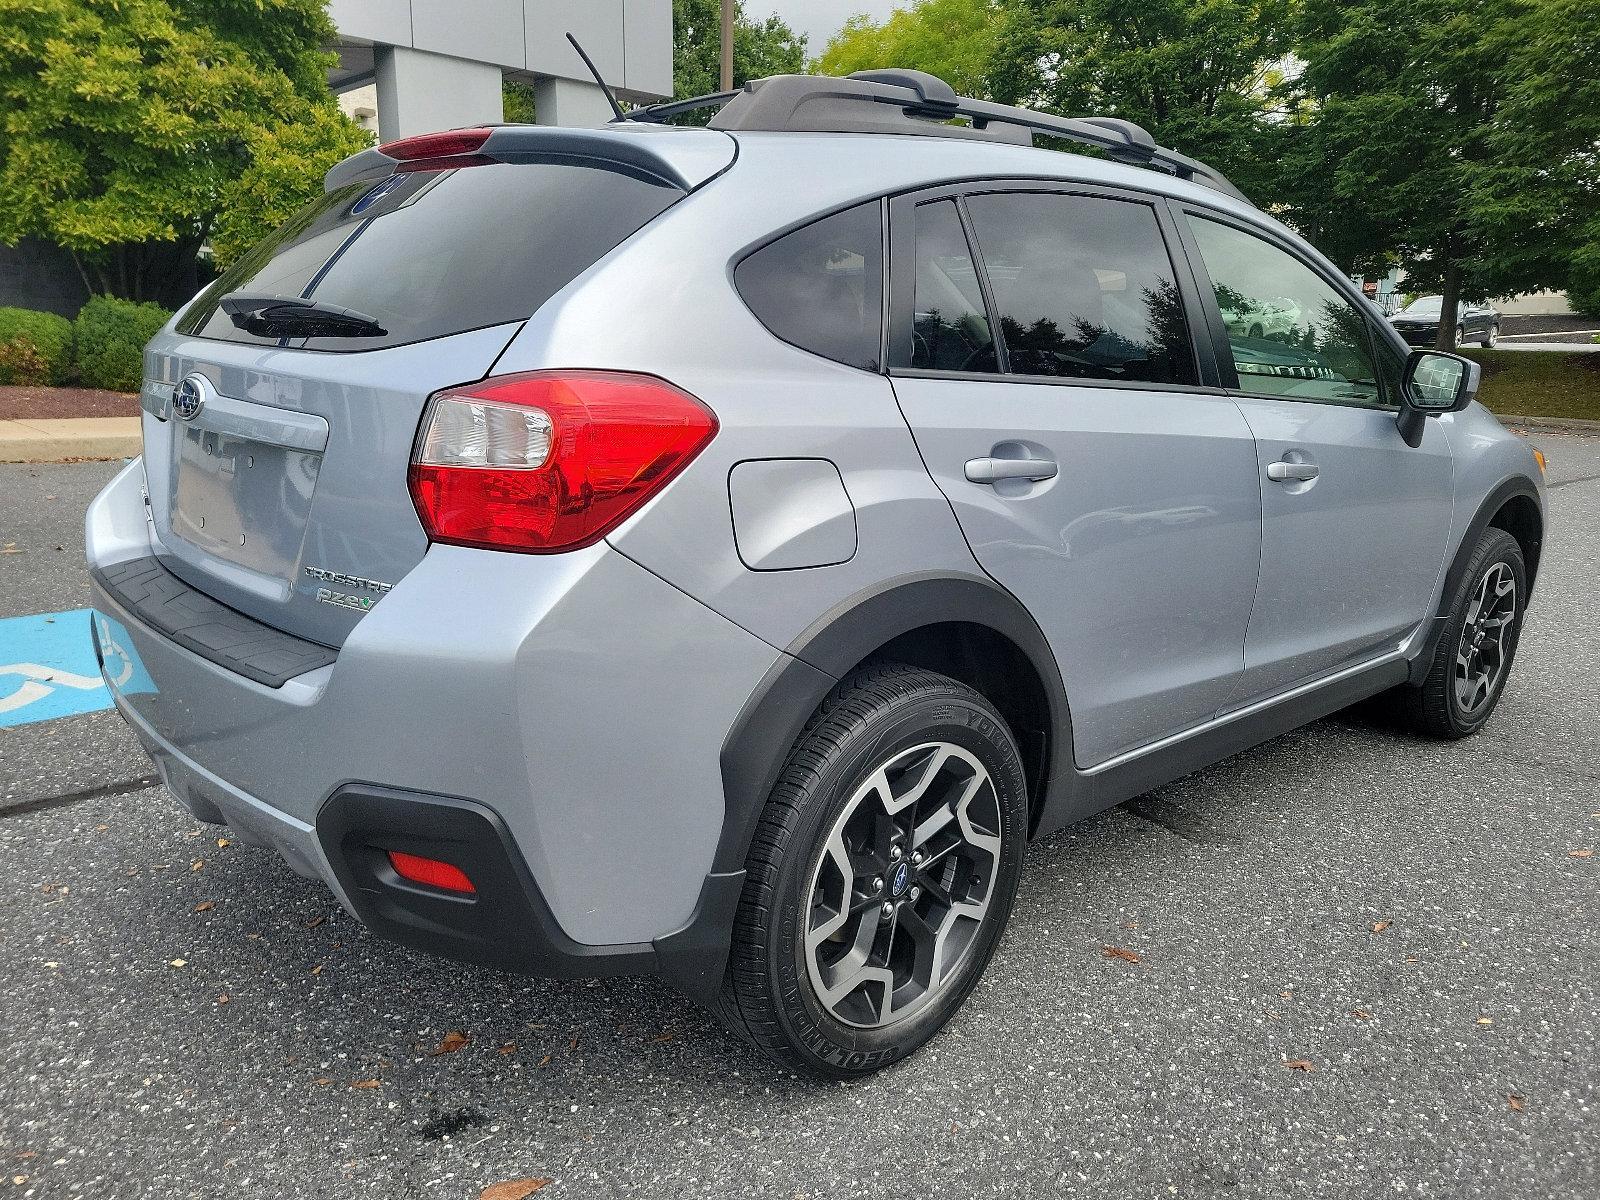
[408, 371, 718, 553]
[378, 128, 495, 169]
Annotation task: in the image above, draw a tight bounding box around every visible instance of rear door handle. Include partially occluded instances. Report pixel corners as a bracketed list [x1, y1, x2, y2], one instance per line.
[964, 456, 1059, 484]
[1266, 460, 1319, 482]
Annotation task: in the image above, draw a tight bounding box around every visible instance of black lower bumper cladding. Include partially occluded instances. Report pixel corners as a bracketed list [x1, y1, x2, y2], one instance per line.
[316, 785, 742, 998]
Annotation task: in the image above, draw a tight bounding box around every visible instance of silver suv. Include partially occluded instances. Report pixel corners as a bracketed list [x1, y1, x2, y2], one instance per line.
[86, 71, 1546, 1078]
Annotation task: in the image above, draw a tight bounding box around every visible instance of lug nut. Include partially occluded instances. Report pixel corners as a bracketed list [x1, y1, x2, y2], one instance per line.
[909, 885, 921, 902]
[910, 849, 925, 866]
[881, 902, 895, 919]
[871, 876, 884, 893]
[889, 845, 904, 862]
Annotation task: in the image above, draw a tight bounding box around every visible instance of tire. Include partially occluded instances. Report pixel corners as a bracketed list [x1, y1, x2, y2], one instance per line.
[1483, 323, 1498, 347]
[1399, 527, 1526, 739]
[715, 662, 1028, 1078]
[1453, 324, 1465, 348]
[1248, 322, 1264, 339]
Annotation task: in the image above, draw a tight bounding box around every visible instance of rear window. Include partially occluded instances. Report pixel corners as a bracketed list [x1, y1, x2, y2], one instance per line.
[735, 201, 884, 371]
[178, 162, 683, 352]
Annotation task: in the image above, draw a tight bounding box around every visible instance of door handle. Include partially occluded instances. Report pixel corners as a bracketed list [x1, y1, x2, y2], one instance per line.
[964, 456, 1059, 484]
[1267, 460, 1319, 483]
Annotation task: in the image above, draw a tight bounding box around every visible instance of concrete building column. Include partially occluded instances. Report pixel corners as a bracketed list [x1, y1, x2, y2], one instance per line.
[532, 77, 616, 128]
[374, 46, 504, 139]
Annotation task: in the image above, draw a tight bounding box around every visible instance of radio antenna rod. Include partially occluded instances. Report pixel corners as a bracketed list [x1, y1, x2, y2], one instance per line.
[566, 33, 627, 121]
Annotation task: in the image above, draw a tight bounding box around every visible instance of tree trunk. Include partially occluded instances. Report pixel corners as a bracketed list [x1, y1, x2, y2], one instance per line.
[1436, 262, 1462, 352]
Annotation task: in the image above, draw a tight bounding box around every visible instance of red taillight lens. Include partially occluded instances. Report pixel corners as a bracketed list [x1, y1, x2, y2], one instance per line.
[386, 850, 476, 894]
[380, 128, 494, 161]
[408, 371, 718, 553]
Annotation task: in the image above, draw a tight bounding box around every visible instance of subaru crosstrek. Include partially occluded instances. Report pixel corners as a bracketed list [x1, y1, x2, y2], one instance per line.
[86, 71, 1546, 1078]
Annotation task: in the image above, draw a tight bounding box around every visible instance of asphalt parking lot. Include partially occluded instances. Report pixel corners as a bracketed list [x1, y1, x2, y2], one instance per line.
[2, 434, 1597, 1199]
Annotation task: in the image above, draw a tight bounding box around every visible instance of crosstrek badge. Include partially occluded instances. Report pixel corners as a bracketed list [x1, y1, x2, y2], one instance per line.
[304, 565, 392, 610]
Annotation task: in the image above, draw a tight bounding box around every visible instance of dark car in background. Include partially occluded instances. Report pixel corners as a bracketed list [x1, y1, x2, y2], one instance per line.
[1391, 295, 1500, 347]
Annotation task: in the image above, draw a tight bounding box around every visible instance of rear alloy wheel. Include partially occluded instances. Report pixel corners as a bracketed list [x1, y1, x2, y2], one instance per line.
[716, 663, 1027, 1078]
[1401, 527, 1526, 738]
[1484, 323, 1499, 347]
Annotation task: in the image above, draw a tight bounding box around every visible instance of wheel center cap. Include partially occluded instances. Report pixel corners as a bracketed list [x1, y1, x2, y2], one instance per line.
[890, 861, 910, 896]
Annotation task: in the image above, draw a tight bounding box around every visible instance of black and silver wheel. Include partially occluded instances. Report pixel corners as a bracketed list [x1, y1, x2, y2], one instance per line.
[716, 663, 1027, 1078]
[1402, 526, 1526, 738]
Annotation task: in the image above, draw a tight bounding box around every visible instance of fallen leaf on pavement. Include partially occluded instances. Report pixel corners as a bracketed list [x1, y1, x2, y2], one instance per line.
[1, 544, 20, 555]
[480, 1179, 550, 1200]
[216, 838, 231, 848]
[1477, 1016, 1493, 1026]
[1569, 849, 1593, 858]
[1284, 1059, 1315, 1071]
[498, 1042, 517, 1055]
[349, 1079, 381, 1089]
[309, 965, 323, 976]
[1508, 1094, 1525, 1112]
[537, 1054, 552, 1067]
[429, 1031, 470, 1056]
[169, 959, 187, 968]
[1351, 1009, 1373, 1020]
[193, 901, 215, 912]
[216, 994, 230, 1005]
[191, 860, 204, 872]
[305, 915, 326, 928]
[313, 1078, 333, 1086]
[1102, 945, 1141, 963]
[1371, 920, 1391, 933]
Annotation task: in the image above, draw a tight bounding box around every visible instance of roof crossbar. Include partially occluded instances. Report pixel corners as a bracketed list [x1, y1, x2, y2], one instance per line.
[622, 69, 1250, 205]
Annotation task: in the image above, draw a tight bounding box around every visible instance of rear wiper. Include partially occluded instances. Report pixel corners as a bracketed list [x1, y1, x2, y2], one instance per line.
[219, 294, 386, 339]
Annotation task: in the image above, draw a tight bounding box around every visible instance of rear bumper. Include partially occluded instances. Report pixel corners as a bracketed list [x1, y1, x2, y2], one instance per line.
[86, 458, 782, 993]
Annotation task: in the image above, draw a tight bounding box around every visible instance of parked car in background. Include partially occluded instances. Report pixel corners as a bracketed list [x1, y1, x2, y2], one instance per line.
[85, 69, 1545, 1080]
[1221, 294, 1303, 340]
[1391, 295, 1500, 347]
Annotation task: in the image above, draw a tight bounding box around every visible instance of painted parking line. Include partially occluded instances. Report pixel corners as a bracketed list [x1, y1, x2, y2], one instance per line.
[0, 609, 153, 728]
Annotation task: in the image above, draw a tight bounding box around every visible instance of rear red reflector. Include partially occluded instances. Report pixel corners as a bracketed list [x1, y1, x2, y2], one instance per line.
[386, 850, 476, 894]
[380, 128, 494, 161]
[408, 370, 718, 553]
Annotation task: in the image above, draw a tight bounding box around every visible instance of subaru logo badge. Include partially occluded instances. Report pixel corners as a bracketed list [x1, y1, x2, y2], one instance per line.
[891, 861, 910, 895]
[172, 374, 208, 422]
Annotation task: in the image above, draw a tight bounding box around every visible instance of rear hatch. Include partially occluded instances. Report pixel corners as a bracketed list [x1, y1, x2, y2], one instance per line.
[139, 127, 732, 648]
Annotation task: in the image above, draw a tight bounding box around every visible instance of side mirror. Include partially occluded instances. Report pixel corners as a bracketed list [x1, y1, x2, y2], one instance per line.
[1396, 350, 1480, 446]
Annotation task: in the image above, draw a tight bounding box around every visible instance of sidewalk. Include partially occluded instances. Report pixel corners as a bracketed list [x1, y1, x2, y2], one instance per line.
[0, 417, 141, 462]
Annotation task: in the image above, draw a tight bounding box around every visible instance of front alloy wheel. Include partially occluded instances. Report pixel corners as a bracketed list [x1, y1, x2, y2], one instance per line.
[1455, 562, 1516, 716]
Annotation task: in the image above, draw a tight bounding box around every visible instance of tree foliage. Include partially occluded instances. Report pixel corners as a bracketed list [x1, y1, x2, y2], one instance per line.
[1279, 0, 1600, 343]
[816, 0, 1002, 97]
[672, 0, 807, 100]
[0, 0, 369, 301]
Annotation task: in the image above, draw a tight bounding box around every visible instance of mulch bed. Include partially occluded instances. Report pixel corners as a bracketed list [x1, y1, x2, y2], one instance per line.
[0, 385, 140, 421]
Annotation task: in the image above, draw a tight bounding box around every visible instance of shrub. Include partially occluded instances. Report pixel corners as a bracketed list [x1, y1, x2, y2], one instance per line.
[74, 296, 171, 392]
[0, 307, 73, 385]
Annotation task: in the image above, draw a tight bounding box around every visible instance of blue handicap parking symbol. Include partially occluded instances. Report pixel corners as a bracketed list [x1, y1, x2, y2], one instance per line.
[0, 608, 155, 728]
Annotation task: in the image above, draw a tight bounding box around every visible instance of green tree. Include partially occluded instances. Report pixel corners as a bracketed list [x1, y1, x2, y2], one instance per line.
[672, 0, 807, 100]
[0, 0, 370, 302]
[988, 0, 1294, 197]
[1283, 0, 1600, 347]
[815, 0, 1002, 97]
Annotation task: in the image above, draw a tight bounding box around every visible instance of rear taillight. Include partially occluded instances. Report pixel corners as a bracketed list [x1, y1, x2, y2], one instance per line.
[408, 371, 718, 553]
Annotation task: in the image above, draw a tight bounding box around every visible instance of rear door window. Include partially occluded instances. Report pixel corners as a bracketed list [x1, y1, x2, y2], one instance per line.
[735, 201, 884, 371]
[908, 199, 997, 373]
[178, 162, 683, 352]
[962, 192, 1199, 386]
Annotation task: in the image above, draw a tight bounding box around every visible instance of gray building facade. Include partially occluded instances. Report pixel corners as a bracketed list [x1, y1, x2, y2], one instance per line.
[327, 0, 674, 137]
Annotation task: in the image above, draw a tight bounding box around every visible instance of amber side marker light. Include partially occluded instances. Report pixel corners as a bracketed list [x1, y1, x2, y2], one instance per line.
[1532, 447, 1547, 474]
[387, 850, 476, 895]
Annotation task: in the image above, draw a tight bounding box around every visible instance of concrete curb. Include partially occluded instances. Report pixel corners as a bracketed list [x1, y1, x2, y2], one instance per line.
[0, 417, 141, 463]
[1499, 414, 1600, 436]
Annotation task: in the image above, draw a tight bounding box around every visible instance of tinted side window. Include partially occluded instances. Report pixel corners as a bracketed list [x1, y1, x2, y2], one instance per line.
[179, 163, 683, 352]
[963, 193, 1197, 386]
[1185, 216, 1384, 407]
[736, 201, 883, 371]
[909, 199, 997, 372]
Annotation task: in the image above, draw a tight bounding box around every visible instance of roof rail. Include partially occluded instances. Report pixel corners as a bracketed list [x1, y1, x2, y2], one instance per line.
[622, 70, 1250, 206]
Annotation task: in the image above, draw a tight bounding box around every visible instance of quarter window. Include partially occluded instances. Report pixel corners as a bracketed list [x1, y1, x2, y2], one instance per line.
[963, 192, 1198, 385]
[736, 201, 884, 371]
[1185, 216, 1385, 407]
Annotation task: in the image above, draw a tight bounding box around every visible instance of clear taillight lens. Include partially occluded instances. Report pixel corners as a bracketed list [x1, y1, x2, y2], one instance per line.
[408, 371, 718, 553]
